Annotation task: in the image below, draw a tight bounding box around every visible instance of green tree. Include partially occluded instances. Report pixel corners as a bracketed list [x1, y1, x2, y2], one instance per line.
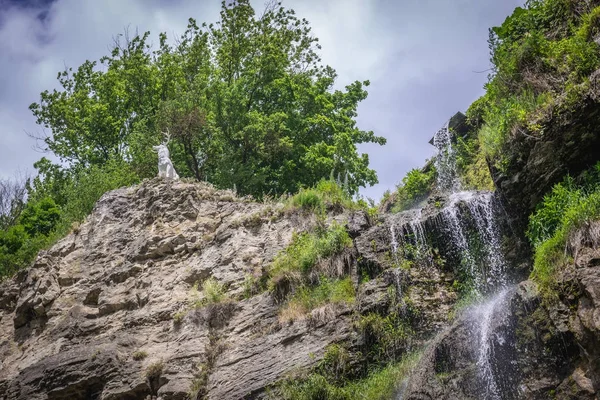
[29, 0, 385, 197]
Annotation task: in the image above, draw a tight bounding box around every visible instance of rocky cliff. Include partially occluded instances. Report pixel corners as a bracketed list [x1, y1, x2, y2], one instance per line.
[2, 94, 600, 400]
[0, 179, 467, 400]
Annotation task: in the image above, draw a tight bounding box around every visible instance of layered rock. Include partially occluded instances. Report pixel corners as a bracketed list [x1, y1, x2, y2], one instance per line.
[0, 179, 466, 400]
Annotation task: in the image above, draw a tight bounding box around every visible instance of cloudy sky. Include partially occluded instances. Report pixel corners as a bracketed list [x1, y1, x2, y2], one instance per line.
[0, 0, 523, 200]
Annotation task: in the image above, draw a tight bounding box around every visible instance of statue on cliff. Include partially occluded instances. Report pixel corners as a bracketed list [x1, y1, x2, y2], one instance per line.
[153, 129, 179, 180]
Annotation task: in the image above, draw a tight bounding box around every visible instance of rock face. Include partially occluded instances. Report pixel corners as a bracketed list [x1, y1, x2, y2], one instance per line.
[0, 179, 465, 400]
[2, 176, 596, 399]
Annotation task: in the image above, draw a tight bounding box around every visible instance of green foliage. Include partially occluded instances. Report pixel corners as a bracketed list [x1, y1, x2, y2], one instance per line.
[533, 190, 600, 289]
[269, 223, 352, 288]
[287, 179, 362, 215]
[528, 164, 600, 292]
[0, 195, 59, 278]
[29, 0, 385, 198]
[454, 137, 495, 191]
[0, 158, 139, 279]
[59, 159, 139, 224]
[318, 344, 351, 383]
[391, 166, 436, 212]
[472, 1, 600, 167]
[242, 273, 267, 299]
[476, 91, 549, 164]
[0, 225, 47, 278]
[289, 189, 324, 214]
[198, 277, 227, 306]
[357, 312, 413, 364]
[274, 352, 421, 400]
[132, 351, 148, 361]
[270, 222, 354, 321]
[527, 176, 580, 247]
[19, 197, 61, 237]
[145, 360, 164, 379]
[280, 277, 355, 321]
[5, 1, 387, 277]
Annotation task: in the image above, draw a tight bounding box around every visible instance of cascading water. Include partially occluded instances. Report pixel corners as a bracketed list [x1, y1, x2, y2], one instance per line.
[408, 209, 429, 259]
[393, 116, 515, 399]
[471, 288, 512, 400]
[465, 193, 507, 289]
[390, 225, 399, 255]
[433, 121, 460, 192]
[439, 191, 508, 293]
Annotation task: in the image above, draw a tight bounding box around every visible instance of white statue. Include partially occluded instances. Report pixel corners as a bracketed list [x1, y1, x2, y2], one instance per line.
[153, 129, 179, 180]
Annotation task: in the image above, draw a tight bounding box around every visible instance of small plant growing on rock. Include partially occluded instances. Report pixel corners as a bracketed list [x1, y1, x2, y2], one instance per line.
[278, 277, 355, 324]
[173, 310, 186, 325]
[145, 360, 164, 380]
[200, 277, 226, 306]
[90, 349, 101, 361]
[188, 361, 214, 400]
[70, 221, 81, 234]
[145, 360, 164, 395]
[318, 343, 351, 383]
[132, 350, 148, 361]
[242, 273, 267, 299]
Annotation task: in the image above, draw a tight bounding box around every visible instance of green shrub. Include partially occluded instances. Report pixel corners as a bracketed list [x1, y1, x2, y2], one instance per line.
[287, 180, 361, 215]
[472, 1, 600, 168]
[454, 137, 495, 191]
[318, 344, 351, 383]
[59, 159, 139, 224]
[199, 277, 227, 306]
[132, 350, 148, 361]
[0, 196, 61, 278]
[145, 360, 164, 380]
[357, 312, 413, 363]
[172, 310, 187, 325]
[279, 277, 355, 322]
[242, 273, 267, 299]
[528, 166, 600, 293]
[290, 189, 324, 213]
[527, 177, 580, 246]
[269, 223, 352, 289]
[477, 91, 547, 164]
[19, 197, 61, 237]
[274, 351, 421, 400]
[391, 167, 436, 212]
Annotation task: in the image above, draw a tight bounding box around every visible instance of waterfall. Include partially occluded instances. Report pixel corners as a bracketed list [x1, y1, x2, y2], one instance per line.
[394, 115, 516, 399]
[390, 225, 399, 255]
[440, 193, 479, 288]
[433, 121, 460, 192]
[470, 288, 513, 399]
[408, 209, 429, 261]
[440, 191, 507, 293]
[465, 193, 507, 289]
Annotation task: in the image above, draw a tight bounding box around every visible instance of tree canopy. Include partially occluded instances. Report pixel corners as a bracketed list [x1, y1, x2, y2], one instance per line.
[30, 0, 385, 197]
[1, 0, 385, 278]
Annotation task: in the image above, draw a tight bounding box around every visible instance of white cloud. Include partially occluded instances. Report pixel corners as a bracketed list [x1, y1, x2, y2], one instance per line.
[0, 0, 523, 199]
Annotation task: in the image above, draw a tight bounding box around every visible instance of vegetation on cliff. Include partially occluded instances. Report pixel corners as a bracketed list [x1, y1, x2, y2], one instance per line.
[528, 162, 600, 294]
[275, 351, 421, 400]
[468, 0, 600, 169]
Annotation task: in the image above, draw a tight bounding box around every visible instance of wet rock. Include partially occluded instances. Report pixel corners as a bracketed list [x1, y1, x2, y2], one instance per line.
[402, 225, 600, 400]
